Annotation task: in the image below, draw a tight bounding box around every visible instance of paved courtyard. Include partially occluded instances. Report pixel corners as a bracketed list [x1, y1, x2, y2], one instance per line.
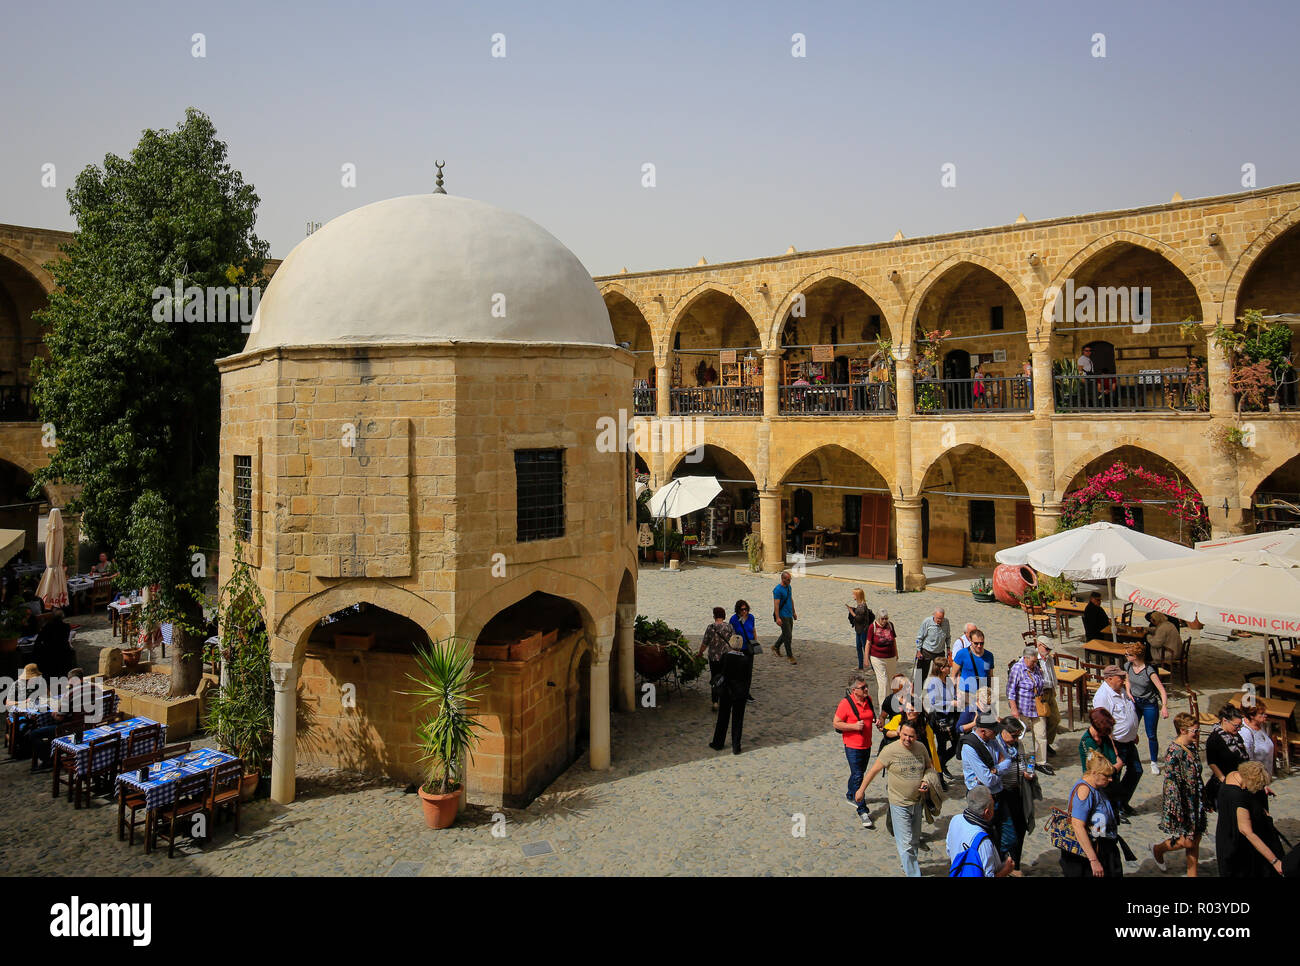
[3, 563, 1294, 877]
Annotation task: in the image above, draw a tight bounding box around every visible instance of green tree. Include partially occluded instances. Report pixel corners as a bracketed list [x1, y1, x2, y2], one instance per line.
[32, 108, 268, 695]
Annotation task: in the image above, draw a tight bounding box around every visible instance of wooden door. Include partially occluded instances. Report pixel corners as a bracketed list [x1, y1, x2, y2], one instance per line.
[858, 494, 890, 560]
[1015, 500, 1034, 544]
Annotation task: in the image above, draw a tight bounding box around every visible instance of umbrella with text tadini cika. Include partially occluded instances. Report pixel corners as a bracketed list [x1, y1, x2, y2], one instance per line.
[994, 521, 1199, 646]
[1194, 527, 1300, 561]
[36, 507, 69, 609]
[1115, 549, 1300, 696]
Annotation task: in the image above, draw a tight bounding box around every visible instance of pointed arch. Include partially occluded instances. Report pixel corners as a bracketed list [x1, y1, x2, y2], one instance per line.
[456, 566, 613, 654]
[1239, 450, 1300, 506]
[901, 252, 1037, 347]
[0, 243, 55, 294]
[770, 441, 895, 494]
[664, 442, 760, 486]
[767, 267, 899, 349]
[665, 280, 763, 351]
[1222, 203, 1300, 324]
[1054, 437, 1210, 504]
[915, 440, 1034, 500]
[1046, 230, 1215, 333]
[272, 580, 453, 664]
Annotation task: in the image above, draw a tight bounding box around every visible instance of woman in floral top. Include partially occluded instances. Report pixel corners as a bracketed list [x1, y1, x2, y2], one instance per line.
[1154, 712, 1206, 876]
[697, 607, 734, 712]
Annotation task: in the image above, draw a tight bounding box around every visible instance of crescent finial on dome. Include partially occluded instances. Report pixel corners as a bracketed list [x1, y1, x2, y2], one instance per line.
[433, 161, 447, 194]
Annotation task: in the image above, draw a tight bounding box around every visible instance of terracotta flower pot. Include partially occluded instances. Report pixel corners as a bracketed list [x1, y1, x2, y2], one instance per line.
[418, 785, 463, 829]
[992, 564, 1036, 607]
[634, 642, 673, 677]
[238, 771, 259, 803]
[122, 647, 144, 668]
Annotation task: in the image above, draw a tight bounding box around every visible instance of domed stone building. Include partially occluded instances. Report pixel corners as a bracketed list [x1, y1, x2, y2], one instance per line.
[218, 190, 638, 807]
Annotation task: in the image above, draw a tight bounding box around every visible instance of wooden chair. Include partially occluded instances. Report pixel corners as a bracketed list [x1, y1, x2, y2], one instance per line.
[1187, 690, 1218, 749]
[1021, 631, 1039, 650]
[1024, 604, 1054, 638]
[42, 712, 84, 776]
[150, 772, 212, 857]
[89, 576, 114, 609]
[208, 760, 244, 835]
[1168, 637, 1192, 687]
[1080, 660, 1107, 699]
[70, 734, 120, 809]
[117, 748, 162, 844]
[1053, 652, 1080, 671]
[126, 723, 162, 757]
[161, 742, 192, 760]
[1121, 602, 1134, 625]
[803, 531, 825, 561]
[822, 531, 840, 557]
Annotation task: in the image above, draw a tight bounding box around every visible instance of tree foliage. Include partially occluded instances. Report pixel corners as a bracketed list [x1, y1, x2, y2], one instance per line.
[32, 108, 267, 693]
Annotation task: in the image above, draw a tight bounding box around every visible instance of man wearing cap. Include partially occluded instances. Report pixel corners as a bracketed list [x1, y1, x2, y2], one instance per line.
[946, 786, 1015, 877]
[1006, 644, 1054, 775]
[960, 712, 1009, 795]
[1092, 664, 1141, 819]
[1035, 638, 1062, 757]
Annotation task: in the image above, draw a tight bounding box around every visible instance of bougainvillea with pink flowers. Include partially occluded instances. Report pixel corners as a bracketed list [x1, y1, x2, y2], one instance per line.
[1058, 460, 1209, 541]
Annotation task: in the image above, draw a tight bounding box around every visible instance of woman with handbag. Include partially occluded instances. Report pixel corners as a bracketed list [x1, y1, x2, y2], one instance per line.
[1058, 752, 1124, 877]
[728, 600, 758, 702]
[866, 609, 898, 706]
[846, 588, 873, 670]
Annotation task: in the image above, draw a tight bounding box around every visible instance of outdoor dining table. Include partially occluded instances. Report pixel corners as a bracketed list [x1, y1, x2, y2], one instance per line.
[5, 698, 54, 754]
[115, 748, 238, 852]
[51, 716, 167, 803]
[1054, 666, 1088, 731]
[66, 575, 95, 614]
[108, 597, 143, 641]
[1084, 637, 1133, 663]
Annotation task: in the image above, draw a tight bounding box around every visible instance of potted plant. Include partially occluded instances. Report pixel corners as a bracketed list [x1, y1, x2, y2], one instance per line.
[202, 538, 274, 801]
[633, 616, 707, 684]
[401, 637, 490, 829]
[970, 578, 996, 603]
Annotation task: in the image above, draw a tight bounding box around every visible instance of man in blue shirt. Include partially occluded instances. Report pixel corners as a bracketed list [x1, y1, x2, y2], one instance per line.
[946, 786, 1014, 877]
[949, 632, 994, 698]
[960, 713, 1007, 794]
[772, 570, 797, 665]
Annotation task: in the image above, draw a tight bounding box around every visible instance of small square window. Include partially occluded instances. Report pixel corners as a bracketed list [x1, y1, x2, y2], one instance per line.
[969, 500, 996, 544]
[990, 306, 1004, 331]
[516, 449, 565, 542]
[234, 455, 253, 542]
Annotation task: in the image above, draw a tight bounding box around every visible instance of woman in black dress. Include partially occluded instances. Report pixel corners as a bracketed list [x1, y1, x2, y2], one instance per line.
[1215, 761, 1284, 877]
[1203, 704, 1247, 806]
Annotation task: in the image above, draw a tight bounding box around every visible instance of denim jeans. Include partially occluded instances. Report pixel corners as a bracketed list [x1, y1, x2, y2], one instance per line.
[845, 745, 871, 811]
[854, 629, 868, 668]
[1134, 698, 1161, 761]
[889, 802, 923, 877]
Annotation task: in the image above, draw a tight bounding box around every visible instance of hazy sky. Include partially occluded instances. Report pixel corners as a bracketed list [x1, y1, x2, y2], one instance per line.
[3, 0, 1298, 276]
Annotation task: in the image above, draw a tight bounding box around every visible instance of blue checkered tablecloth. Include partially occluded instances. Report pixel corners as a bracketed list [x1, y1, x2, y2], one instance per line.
[51, 717, 166, 776]
[115, 748, 238, 810]
[8, 699, 55, 731]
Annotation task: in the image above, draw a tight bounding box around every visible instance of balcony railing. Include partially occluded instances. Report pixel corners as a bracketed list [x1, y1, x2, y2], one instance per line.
[1053, 371, 1203, 412]
[914, 376, 1031, 414]
[779, 383, 896, 414]
[0, 385, 37, 421]
[669, 386, 762, 416]
[632, 385, 655, 415]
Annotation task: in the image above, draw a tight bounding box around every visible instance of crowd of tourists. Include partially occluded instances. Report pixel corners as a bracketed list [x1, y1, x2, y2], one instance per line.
[693, 573, 1296, 877]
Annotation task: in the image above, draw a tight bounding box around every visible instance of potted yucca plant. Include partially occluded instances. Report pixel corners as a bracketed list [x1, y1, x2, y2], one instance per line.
[401, 638, 491, 829]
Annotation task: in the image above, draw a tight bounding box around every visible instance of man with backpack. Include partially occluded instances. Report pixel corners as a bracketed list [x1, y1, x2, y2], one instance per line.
[947, 786, 1015, 877]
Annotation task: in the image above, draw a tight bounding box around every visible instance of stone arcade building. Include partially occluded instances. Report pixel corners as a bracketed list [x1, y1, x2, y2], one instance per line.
[216, 193, 638, 806]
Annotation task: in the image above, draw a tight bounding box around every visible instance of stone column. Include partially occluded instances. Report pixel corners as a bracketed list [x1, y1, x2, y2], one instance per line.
[761, 349, 780, 418]
[895, 498, 925, 590]
[894, 356, 915, 418]
[1030, 344, 1055, 415]
[589, 655, 612, 770]
[759, 488, 784, 573]
[1204, 323, 1233, 417]
[615, 604, 636, 712]
[655, 362, 671, 418]
[270, 661, 298, 804]
[1033, 501, 1063, 538]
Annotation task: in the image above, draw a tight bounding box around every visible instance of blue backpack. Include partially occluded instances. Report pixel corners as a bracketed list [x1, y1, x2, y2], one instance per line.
[948, 829, 989, 877]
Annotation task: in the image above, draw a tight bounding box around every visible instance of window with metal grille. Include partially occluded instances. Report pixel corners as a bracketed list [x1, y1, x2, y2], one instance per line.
[515, 449, 564, 542]
[234, 455, 253, 541]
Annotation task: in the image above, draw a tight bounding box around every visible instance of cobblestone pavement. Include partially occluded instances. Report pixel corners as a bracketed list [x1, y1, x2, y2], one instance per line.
[4, 568, 1295, 877]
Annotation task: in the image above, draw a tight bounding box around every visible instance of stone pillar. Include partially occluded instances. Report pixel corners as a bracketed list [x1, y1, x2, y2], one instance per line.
[1033, 502, 1063, 538]
[1204, 323, 1233, 417]
[895, 498, 925, 590]
[1209, 502, 1248, 539]
[589, 655, 611, 770]
[759, 488, 784, 573]
[894, 357, 915, 418]
[1030, 344, 1055, 415]
[655, 362, 670, 418]
[615, 604, 636, 712]
[270, 661, 298, 804]
[761, 349, 780, 418]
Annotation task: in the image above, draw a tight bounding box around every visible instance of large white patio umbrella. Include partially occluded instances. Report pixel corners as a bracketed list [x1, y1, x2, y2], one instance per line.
[1195, 527, 1300, 560]
[0, 529, 23, 568]
[995, 521, 1199, 646]
[647, 476, 721, 571]
[1116, 549, 1300, 697]
[36, 508, 69, 610]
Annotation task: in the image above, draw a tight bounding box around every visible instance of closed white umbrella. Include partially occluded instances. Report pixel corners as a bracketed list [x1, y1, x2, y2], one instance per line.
[36, 508, 69, 610]
[1195, 527, 1300, 560]
[1116, 550, 1300, 697]
[995, 521, 1198, 645]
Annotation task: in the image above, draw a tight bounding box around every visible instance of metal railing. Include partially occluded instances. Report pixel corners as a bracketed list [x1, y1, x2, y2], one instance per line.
[1053, 371, 1201, 412]
[632, 385, 655, 415]
[0, 385, 37, 421]
[778, 383, 896, 414]
[668, 386, 763, 416]
[914, 376, 1031, 414]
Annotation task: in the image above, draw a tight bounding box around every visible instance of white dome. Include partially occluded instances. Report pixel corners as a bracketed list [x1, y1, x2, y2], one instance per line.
[244, 194, 613, 351]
